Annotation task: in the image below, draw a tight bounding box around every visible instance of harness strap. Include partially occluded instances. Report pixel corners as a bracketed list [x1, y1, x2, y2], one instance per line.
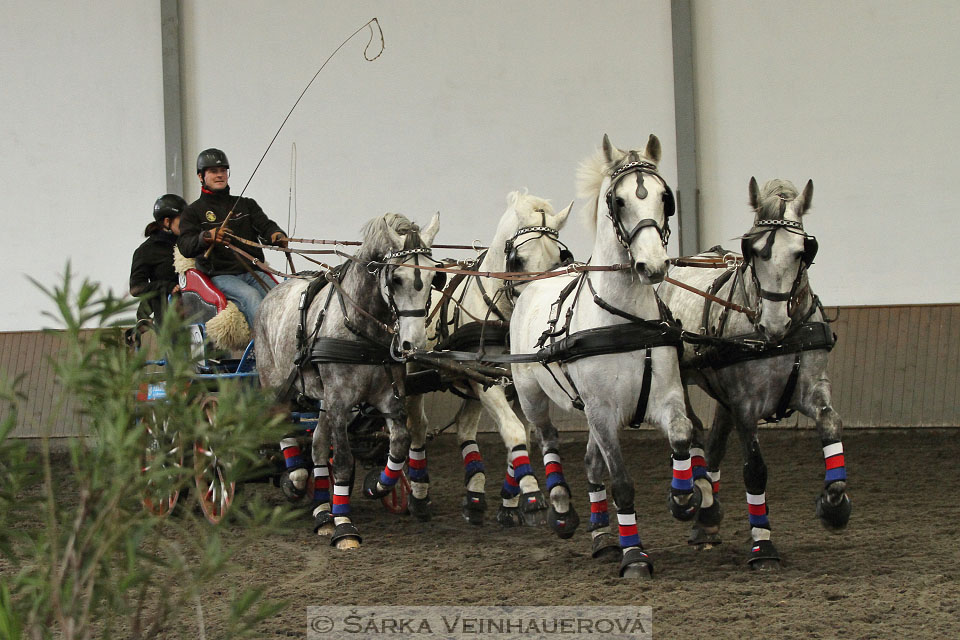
[628, 348, 653, 428]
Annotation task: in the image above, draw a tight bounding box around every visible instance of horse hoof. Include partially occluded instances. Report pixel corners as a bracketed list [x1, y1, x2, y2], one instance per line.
[696, 497, 724, 527]
[548, 504, 580, 539]
[313, 510, 335, 536]
[280, 470, 307, 502]
[619, 548, 654, 579]
[816, 492, 851, 530]
[747, 539, 781, 570]
[362, 469, 391, 499]
[461, 491, 486, 526]
[687, 525, 722, 549]
[591, 532, 621, 561]
[520, 491, 548, 527]
[407, 495, 432, 522]
[667, 484, 702, 522]
[497, 505, 522, 528]
[330, 522, 362, 549]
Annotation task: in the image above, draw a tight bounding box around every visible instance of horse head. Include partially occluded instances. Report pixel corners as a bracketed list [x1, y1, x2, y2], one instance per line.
[500, 190, 573, 277]
[741, 177, 815, 341]
[592, 134, 674, 284]
[376, 212, 440, 354]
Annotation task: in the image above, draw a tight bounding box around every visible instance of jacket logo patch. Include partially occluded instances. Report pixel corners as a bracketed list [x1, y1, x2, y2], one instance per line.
[205, 211, 216, 222]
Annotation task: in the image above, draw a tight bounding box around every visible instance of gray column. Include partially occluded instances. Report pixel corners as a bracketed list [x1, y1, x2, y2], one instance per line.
[160, 0, 184, 196]
[671, 0, 700, 255]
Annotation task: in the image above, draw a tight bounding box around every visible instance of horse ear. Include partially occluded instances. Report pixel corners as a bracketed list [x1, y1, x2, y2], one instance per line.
[748, 177, 760, 211]
[801, 179, 814, 215]
[644, 134, 662, 164]
[552, 201, 574, 229]
[506, 190, 519, 208]
[420, 211, 440, 246]
[383, 217, 404, 249]
[602, 134, 622, 163]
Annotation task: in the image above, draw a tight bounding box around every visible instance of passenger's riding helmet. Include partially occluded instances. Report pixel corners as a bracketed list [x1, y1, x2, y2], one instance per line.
[196, 148, 229, 175]
[152, 194, 188, 224]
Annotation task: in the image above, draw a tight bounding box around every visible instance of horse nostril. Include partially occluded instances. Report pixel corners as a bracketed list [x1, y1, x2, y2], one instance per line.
[635, 262, 647, 274]
[402, 340, 412, 351]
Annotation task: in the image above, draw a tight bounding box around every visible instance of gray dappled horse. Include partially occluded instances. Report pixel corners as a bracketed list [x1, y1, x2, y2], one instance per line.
[255, 213, 439, 549]
[405, 191, 572, 527]
[657, 178, 850, 569]
[510, 135, 699, 579]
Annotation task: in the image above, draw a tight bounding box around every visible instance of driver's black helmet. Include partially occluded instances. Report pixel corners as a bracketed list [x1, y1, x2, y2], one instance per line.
[196, 148, 229, 174]
[152, 194, 187, 224]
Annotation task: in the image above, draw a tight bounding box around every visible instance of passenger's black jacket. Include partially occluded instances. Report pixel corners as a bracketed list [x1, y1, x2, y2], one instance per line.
[177, 187, 284, 275]
[129, 231, 178, 321]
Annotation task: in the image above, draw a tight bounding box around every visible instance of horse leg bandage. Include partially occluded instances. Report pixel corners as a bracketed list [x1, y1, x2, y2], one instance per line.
[707, 469, 721, 495]
[280, 437, 305, 471]
[744, 442, 770, 538]
[588, 483, 610, 529]
[543, 449, 567, 492]
[822, 440, 846, 486]
[378, 454, 406, 489]
[408, 446, 429, 500]
[671, 452, 694, 493]
[501, 462, 520, 506]
[617, 509, 642, 550]
[746, 491, 770, 530]
[690, 446, 708, 481]
[312, 465, 330, 506]
[460, 440, 485, 485]
[509, 445, 534, 483]
[331, 482, 351, 517]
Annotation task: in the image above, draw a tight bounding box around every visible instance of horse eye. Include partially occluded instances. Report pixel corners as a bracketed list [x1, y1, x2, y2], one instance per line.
[616, 197, 626, 207]
[391, 276, 403, 286]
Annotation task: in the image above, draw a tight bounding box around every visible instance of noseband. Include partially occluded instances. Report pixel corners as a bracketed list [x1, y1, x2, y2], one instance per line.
[502, 210, 570, 301]
[604, 160, 675, 250]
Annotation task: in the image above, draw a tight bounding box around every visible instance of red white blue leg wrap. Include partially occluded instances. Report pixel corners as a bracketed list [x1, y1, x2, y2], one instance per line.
[617, 509, 642, 550]
[280, 437, 305, 470]
[822, 440, 846, 486]
[378, 454, 406, 488]
[690, 446, 708, 481]
[331, 482, 351, 516]
[509, 445, 533, 483]
[671, 452, 694, 493]
[543, 449, 567, 492]
[407, 446, 428, 483]
[460, 440, 484, 483]
[312, 464, 330, 505]
[746, 491, 770, 529]
[588, 483, 610, 529]
[501, 462, 520, 500]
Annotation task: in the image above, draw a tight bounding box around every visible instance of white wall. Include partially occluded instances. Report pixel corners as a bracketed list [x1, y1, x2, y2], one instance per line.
[179, 0, 677, 272]
[693, 0, 960, 305]
[0, 1, 167, 330]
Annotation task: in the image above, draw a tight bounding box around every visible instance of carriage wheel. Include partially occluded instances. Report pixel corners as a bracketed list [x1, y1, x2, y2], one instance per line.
[141, 409, 184, 517]
[381, 469, 411, 514]
[195, 396, 236, 525]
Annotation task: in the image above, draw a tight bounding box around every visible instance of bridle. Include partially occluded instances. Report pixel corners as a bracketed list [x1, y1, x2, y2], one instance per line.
[502, 209, 571, 301]
[739, 208, 819, 326]
[604, 160, 675, 252]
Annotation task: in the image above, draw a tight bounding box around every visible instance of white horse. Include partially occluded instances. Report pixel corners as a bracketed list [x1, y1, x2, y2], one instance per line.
[510, 135, 699, 578]
[657, 177, 849, 569]
[255, 212, 439, 549]
[406, 191, 572, 527]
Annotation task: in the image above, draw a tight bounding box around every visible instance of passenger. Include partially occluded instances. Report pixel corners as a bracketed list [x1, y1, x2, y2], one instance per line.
[177, 148, 288, 331]
[129, 194, 186, 325]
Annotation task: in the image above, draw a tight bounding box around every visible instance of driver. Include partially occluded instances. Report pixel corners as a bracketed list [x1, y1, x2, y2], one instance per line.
[177, 148, 288, 330]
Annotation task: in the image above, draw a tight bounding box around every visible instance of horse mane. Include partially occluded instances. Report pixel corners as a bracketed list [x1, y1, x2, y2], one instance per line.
[575, 145, 658, 240]
[754, 179, 799, 221]
[357, 213, 420, 260]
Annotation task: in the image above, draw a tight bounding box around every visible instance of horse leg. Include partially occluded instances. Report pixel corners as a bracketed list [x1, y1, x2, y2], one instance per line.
[584, 432, 619, 561]
[656, 394, 701, 523]
[309, 415, 334, 537]
[587, 413, 653, 579]
[689, 403, 733, 549]
[279, 430, 309, 499]
[737, 426, 780, 570]
[523, 409, 578, 538]
[476, 385, 547, 528]
[320, 404, 361, 550]
[455, 399, 488, 525]
[405, 392, 432, 521]
[362, 385, 412, 502]
[797, 373, 851, 529]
